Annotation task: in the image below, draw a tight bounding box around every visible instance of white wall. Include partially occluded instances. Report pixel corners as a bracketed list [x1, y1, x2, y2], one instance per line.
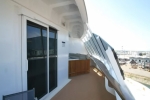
[0, 0, 70, 100]
[0, 1, 22, 100]
[69, 38, 87, 54]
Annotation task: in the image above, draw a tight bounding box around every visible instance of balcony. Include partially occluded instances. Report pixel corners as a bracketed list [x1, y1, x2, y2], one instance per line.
[51, 67, 116, 100]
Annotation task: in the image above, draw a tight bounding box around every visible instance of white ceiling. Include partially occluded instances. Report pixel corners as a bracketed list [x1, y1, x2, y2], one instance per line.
[64, 15, 81, 20]
[41, 0, 85, 38]
[53, 4, 78, 15]
[42, 0, 71, 5]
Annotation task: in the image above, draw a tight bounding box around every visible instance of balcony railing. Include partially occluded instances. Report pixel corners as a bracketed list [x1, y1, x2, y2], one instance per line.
[81, 24, 134, 100]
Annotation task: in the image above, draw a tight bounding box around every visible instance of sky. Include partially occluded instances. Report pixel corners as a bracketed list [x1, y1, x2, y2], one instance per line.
[85, 0, 150, 51]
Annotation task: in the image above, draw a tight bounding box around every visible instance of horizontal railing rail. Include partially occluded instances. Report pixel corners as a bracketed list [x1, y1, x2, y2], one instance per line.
[91, 57, 134, 100]
[82, 24, 134, 100]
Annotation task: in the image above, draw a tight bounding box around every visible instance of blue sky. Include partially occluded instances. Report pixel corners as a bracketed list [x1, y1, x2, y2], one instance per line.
[85, 0, 150, 51]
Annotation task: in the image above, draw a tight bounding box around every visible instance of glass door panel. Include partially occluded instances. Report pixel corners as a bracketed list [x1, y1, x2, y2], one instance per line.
[27, 21, 47, 99]
[49, 31, 57, 55]
[49, 29, 57, 92]
[49, 57, 57, 92]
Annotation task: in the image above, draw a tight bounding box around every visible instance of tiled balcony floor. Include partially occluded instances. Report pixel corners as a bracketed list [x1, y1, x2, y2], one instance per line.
[51, 67, 116, 100]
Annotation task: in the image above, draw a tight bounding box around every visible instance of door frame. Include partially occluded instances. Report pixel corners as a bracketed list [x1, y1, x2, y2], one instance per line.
[21, 15, 50, 93]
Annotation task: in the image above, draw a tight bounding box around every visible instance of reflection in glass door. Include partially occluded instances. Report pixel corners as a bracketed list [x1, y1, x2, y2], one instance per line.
[27, 21, 47, 99]
[27, 21, 57, 99]
[49, 28, 57, 92]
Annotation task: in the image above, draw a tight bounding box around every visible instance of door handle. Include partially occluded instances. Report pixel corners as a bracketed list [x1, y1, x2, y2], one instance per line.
[26, 59, 28, 71]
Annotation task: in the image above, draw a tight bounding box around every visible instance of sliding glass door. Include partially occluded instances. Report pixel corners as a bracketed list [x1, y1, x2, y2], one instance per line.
[49, 28, 57, 92]
[27, 20, 57, 99]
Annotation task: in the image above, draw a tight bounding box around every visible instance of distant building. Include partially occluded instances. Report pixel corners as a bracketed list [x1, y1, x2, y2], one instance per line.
[115, 50, 150, 56]
[129, 57, 150, 68]
[129, 57, 150, 63]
